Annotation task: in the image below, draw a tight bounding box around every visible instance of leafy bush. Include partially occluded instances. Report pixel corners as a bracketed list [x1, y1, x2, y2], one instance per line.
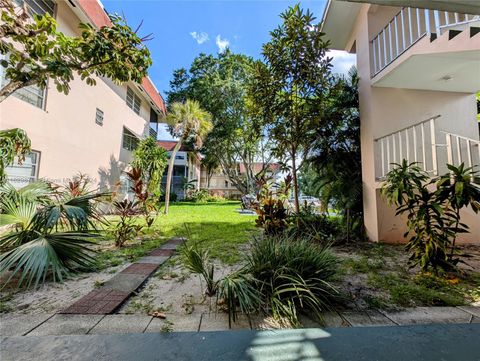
[381, 161, 480, 272]
[287, 210, 341, 243]
[254, 176, 291, 235]
[185, 189, 224, 203]
[0, 181, 103, 288]
[110, 200, 142, 248]
[246, 235, 339, 326]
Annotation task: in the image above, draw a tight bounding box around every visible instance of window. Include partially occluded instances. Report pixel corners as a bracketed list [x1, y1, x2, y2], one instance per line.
[225, 180, 229, 188]
[175, 155, 185, 160]
[14, 0, 55, 16]
[0, 55, 46, 109]
[5, 151, 40, 188]
[126, 86, 141, 115]
[95, 108, 104, 126]
[122, 128, 139, 151]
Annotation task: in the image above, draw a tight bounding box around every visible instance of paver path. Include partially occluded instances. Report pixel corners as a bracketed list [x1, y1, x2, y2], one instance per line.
[61, 237, 185, 315]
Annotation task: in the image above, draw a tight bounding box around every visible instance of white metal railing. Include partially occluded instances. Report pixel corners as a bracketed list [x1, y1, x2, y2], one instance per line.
[371, 8, 480, 76]
[374, 115, 441, 180]
[443, 132, 480, 183]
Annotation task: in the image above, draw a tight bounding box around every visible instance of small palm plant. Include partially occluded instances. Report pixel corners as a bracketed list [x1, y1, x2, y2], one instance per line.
[164, 100, 212, 214]
[0, 181, 104, 288]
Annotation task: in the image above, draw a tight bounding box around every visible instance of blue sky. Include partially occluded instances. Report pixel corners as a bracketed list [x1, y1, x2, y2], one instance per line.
[101, 0, 356, 139]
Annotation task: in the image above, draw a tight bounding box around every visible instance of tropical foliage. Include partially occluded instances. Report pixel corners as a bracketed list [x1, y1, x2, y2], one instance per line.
[301, 68, 363, 241]
[164, 100, 212, 214]
[0, 128, 31, 185]
[249, 4, 332, 213]
[110, 199, 142, 248]
[0, 180, 104, 288]
[167, 50, 272, 194]
[381, 161, 480, 272]
[132, 137, 168, 199]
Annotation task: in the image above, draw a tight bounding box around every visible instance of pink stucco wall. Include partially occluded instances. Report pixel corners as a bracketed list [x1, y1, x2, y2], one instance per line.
[350, 5, 479, 243]
[0, 1, 153, 191]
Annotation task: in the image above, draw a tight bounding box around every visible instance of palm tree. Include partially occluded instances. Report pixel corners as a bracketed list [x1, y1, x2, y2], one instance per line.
[164, 100, 212, 214]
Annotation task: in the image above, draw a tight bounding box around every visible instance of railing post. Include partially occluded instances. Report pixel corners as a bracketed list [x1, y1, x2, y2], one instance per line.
[430, 118, 438, 175]
[387, 136, 391, 172]
[393, 134, 397, 165]
[421, 122, 427, 171]
[388, 23, 393, 62]
[446, 133, 453, 164]
[416, 8, 421, 37]
[398, 132, 403, 163]
[424, 9, 430, 34]
[394, 15, 399, 57]
[382, 29, 388, 66]
[433, 10, 441, 35]
[413, 125, 418, 162]
[381, 139, 385, 178]
[401, 8, 407, 51]
[372, 38, 377, 73]
[466, 139, 474, 182]
[456, 137, 462, 166]
[408, 7, 414, 45]
[406, 128, 410, 163]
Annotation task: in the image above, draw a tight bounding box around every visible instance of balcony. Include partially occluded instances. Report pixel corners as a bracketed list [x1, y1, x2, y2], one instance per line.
[370, 7, 480, 92]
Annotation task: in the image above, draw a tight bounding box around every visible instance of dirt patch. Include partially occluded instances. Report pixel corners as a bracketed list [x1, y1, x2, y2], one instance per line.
[0, 264, 129, 315]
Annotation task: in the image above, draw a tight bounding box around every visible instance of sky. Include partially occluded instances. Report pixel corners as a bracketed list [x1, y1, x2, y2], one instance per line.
[101, 0, 356, 139]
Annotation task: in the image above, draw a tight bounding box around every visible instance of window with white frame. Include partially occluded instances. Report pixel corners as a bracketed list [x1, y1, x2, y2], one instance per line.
[95, 108, 104, 126]
[126, 86, 141, 115]
[122, 128, 139, 151]
[0, 54, 46, 109]
[5, 151, 40, 188]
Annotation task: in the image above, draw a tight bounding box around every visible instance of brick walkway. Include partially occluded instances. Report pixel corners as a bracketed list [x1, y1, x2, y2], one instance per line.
[61, 237, 184, 315]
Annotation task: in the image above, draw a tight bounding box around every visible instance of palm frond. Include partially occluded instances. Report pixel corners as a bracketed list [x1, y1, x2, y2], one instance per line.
[0, 231, 98, 289]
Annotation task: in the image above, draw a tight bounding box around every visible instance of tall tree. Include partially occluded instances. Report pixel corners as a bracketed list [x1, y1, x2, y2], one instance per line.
[167, 51, 273, 195]
[249, 4, 332, 213]
[164, 100, 212, 214]
[303, 68, 363, 241]
[0, 0, 152, 183]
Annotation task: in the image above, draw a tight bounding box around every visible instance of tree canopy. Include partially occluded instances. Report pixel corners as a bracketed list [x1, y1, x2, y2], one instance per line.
[249, 4, 332, 212]
[167, 50, 272, 194]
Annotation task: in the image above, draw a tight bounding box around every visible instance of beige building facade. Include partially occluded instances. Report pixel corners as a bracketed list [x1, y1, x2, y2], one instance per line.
[0, 0, 165, 194]
[322, 0, 480, 243]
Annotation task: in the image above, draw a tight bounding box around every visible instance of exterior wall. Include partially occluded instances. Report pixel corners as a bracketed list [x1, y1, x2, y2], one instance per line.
[353, 5, 480, 243]
[200, 169, 242, 199]
[0, 1, 152, 192]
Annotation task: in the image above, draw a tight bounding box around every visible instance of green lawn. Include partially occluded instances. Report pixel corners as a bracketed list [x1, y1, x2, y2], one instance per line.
[99, 201, 257, 267]
[152, 201, 258, 264]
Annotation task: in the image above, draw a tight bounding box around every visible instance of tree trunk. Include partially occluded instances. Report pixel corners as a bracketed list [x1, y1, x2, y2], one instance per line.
[291, 152, 300, 214]
[164, 141, 182, 215]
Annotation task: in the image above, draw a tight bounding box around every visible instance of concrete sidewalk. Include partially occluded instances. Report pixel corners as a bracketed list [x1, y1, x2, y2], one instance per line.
[1, 324, 479, 361]
[1, 306, 478, 336]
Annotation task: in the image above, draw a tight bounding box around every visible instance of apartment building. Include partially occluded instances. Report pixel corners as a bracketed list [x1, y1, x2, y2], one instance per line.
[0, 0, 165, 193]
[157, 141, 201, 199]
[322, 0, 480, 243]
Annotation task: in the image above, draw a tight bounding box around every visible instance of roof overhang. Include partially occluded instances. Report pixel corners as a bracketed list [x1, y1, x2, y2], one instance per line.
[321, 1, 362, 51]
[341, 0, 480, 15]
[67, 0, 166, 115]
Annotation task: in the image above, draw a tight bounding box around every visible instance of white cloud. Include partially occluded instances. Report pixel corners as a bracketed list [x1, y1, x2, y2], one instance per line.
[215, 35, 230, 52]
[190, 31, 209, 44]
[328, 50, 356, 75]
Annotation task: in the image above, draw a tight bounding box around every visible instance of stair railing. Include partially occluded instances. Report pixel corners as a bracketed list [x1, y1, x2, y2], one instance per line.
[371, 8, 479, 76]
[374, 115, 441, 180]
[442, 131, 480, 183]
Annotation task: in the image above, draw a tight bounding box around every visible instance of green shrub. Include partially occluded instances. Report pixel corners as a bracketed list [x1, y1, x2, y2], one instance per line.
[245, 235, 339, 326]
[381, 160, 480, 272]
[287, 211, 341, 243]
[180, 242, 217, 296]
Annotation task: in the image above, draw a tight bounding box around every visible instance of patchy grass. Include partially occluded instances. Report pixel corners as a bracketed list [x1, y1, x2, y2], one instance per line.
[335, 243, 480, 309]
